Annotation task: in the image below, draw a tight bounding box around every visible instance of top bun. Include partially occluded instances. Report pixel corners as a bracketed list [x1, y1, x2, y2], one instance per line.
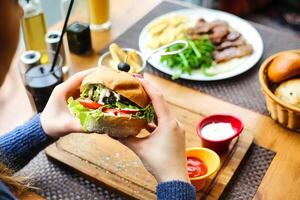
[81, 67, 150, 108]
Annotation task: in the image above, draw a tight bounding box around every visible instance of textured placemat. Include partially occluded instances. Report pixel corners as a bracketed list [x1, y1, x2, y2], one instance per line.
[101, 1, 300, 114]
[220, 143, 275, 200]
[17, 151, 125, 200]
[17, 143, 274, 200]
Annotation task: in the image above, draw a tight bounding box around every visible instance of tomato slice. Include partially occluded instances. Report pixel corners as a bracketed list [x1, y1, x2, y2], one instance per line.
[102, 108, 139, 116]
[119, 109, 139, 115]
[79, 100, 103, 110]
[102, 108, 118, 116]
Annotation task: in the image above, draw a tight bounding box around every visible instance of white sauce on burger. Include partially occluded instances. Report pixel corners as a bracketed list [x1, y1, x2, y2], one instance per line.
[98, 88, 110, 104]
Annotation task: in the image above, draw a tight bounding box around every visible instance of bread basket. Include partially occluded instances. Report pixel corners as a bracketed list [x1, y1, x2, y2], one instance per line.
[259, 50, 300, 132]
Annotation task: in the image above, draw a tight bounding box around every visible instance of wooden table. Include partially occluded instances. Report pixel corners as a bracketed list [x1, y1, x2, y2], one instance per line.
[1, 0, 300, 199]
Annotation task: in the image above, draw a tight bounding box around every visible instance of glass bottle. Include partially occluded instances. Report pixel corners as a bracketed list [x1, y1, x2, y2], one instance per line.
[20, 0, 48, 52]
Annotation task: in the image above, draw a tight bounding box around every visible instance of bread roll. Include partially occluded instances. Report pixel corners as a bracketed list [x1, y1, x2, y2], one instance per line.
[268, 52, 300, 83]
[275, 78, 300, 108]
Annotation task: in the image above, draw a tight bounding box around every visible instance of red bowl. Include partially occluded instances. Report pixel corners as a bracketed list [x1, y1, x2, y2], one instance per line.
[196, 114, 244, 154]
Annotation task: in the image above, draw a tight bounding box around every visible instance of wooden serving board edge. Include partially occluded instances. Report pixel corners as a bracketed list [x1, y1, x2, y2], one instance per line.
[206, 132, 253, 200]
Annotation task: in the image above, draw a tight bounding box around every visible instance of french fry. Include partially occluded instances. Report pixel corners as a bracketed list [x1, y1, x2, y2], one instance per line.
[158, 27, 175, 45]
[109, 43, 127, 62]
[146, 15, 188, 49]
[149, 23, 168, 36]
[127, 51, 142, 73]
[109, 44, 121, 63]
[148, 17, 170, 30]
[174, 24, 185, 35]
[128, 51, 141, 65]
[170, 15, 188, 27]
[147, 35, 161, 49]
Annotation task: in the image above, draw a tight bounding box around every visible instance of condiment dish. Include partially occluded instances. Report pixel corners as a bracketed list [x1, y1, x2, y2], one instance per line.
[196, 114, 244, 154]
[186, 147, 220, 191]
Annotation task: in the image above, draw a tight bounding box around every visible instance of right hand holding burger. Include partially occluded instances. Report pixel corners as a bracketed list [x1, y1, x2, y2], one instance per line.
[122, 76, 190, 184]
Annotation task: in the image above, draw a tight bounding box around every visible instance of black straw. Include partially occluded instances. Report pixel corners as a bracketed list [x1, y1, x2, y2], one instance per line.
[50, 0, 74, 71]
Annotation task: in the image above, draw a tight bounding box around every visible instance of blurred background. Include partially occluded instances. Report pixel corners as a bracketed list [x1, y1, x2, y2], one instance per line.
[35, 0, 300, 37]
[40, 0, 62, 26]
[183, 0, 300, 38]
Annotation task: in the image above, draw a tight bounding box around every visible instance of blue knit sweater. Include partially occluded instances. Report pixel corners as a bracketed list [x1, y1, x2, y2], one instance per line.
[0, 114, 196, 199]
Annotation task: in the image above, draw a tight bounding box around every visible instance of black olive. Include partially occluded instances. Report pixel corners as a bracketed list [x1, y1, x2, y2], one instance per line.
[103, 95, 117, 104]
[118, 62, 131, 72]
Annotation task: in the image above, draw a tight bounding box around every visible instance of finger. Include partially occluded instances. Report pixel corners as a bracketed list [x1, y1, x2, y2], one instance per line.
[65, 114, 84, 133]
[70, 121, 83, 133]
[177, 120, 184, 130]
[177, 120, 185, 135]
[136, 77, 171, 121]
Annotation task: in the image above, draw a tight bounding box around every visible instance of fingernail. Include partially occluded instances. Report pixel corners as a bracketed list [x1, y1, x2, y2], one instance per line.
[133, 73, 143, 78]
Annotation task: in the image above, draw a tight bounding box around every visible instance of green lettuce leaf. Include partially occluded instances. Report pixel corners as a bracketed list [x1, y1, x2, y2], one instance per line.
[68, 97, 157, 130]
[133, 104, 156, 123]
[116, 102, 156, 123]
[92, 85, 104, 102]
[115, 102, 140, 110]
[80, 85, 104, 102]
[67, 97, 105, 131]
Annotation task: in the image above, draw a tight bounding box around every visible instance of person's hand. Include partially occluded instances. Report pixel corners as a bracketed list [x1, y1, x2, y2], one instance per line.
[40, 68, 96, 138]
[122, 76, 190, 184]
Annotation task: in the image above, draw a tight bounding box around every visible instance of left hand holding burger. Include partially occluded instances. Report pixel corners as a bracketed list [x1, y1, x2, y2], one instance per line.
[40, 68, 96, 138]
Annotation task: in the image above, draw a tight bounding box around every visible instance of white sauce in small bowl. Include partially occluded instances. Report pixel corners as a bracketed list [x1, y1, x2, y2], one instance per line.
[201, 122, 235, 141]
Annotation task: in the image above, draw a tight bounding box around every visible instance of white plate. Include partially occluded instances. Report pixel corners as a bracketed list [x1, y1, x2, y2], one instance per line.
[139, 8, 263, 81]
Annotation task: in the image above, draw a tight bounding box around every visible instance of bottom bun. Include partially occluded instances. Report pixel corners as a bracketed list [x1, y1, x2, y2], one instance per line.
[86, 115, 148, 138]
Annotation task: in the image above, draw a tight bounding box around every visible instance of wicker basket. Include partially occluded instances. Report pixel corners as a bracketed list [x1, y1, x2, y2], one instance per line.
[259, 50, 300, 132]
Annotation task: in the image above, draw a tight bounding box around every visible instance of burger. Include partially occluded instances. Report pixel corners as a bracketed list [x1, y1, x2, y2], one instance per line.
[68, 67, 156, 138]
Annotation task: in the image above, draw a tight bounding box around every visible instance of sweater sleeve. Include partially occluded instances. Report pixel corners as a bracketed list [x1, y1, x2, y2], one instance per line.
[157, 180, 196, 200]
[0, 114, 54, 171]
[0, 182, 16, 200]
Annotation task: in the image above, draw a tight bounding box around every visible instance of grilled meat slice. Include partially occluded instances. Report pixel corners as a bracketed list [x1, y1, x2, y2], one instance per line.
[226, 31, 241, 41]
[188, 19, 228, 35]
[213, 44, 253, 63]
[209, 24, 229, 44]
[217, 37, 246, 50]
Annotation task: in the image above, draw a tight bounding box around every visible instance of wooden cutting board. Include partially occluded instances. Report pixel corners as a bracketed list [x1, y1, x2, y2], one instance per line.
[46, 73, 254, 199]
